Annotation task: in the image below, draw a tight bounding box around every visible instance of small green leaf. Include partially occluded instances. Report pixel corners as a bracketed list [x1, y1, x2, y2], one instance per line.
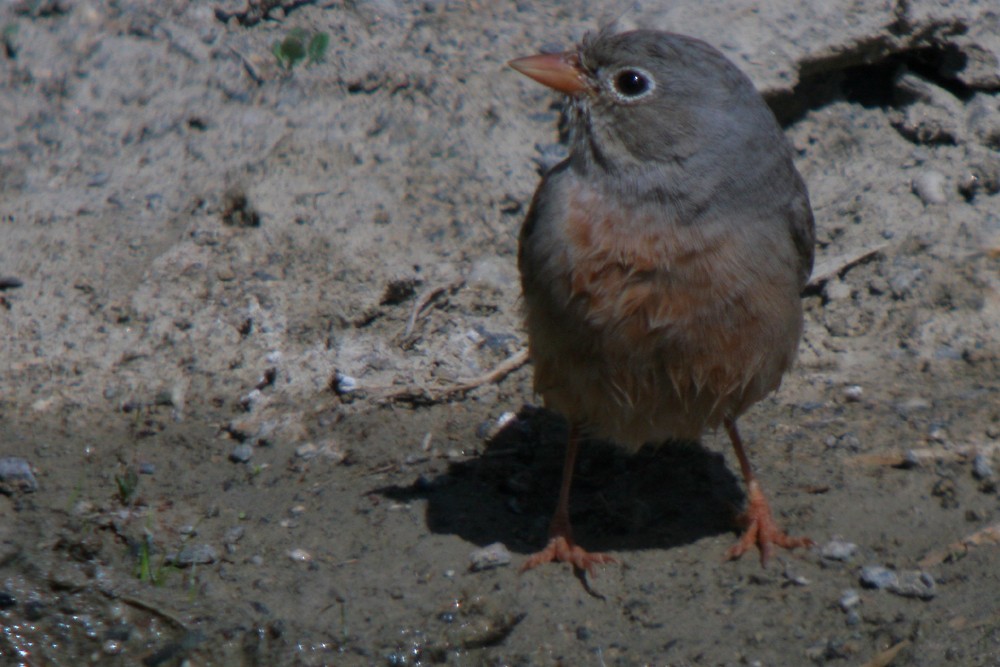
[115, 467, 139, 505]
[307, 32, 329, 64]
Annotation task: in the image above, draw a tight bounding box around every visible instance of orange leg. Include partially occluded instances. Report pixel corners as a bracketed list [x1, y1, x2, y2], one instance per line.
[724, 418, 814, 565]
[521, 425, 617, 576]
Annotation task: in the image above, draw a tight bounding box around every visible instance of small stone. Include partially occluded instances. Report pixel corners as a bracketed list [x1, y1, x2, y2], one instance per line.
[893, 570, 936, 600]
[224, 526, 245, 545]
[842, 385, 863, 402]
[239, 389, 264, 411]
[138, 462, 156, 475]
[928, 426, 949, 443]
[287, 548, 312, 563]
[333, 372, 358, 395]
[824, 279, 852, 302]
[469, 542, 512, 572]
[0, 457, 38, 493]
[295, 443, 318, 459]
[860, 566, 936, 599]
[859, 565, 897, 590]
[479, 411, 519, 440]
[170, 544, 218, 566]
[821, 538, 858, 562]
[911, 170, 948, 205]
[972, 453, 994, 480]
[230, 444, 253, 463]
[839, 589, 861, 611]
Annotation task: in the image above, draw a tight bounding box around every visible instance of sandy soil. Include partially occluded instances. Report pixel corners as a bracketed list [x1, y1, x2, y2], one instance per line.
[1, 1, 999, 665]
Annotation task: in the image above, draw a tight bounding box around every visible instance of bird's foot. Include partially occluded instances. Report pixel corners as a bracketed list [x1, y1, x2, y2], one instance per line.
[520, 536, 617, 577]
[726, 481, 813, 566]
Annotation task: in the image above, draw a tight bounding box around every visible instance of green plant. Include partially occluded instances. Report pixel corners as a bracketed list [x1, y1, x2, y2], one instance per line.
[115, 466, 139, 505]
[272, 28, 329, 69]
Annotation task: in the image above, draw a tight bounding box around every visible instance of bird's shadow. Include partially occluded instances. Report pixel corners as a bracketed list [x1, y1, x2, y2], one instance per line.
[378, 405, 744, 557]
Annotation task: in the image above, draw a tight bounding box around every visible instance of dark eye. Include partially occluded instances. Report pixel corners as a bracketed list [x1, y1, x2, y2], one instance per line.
[613, 69, 651, 97]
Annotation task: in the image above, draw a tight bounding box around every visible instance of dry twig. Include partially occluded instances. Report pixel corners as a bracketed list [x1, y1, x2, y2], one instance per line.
[378, 349, 529, 405]
[919, 522, 1000, 567]
[861, 640, 910, 667]
[847, 441, 1000, 468]
[403, 278, 464, 338]
[807, 243, 889, 288]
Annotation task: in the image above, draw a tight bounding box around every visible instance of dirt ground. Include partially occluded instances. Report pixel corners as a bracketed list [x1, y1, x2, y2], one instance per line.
[1, 1, 999, 665]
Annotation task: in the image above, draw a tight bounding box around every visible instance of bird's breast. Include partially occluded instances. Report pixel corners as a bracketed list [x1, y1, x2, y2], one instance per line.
[559, 182, 737, 344]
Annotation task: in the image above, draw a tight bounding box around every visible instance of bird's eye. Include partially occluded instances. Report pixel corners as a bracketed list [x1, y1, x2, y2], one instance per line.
[612, 69, 652, 99]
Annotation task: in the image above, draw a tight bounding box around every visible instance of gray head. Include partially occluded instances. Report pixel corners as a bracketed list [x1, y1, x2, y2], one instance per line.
[510, 30, 793, 202]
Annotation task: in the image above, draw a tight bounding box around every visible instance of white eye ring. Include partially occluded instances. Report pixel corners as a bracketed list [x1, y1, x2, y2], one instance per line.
[607, 66, 656, 103]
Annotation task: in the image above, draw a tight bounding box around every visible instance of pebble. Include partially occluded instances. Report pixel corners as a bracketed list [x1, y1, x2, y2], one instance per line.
[138, 462, 156, 475]
[469, 542, 512, 572]
[230, 443, 253, 463]
[821, 538, 858, 562]
[170, 544, 218, 566]
[894, 570, 937, 599]
[239, 388, 264, 411]
[839, 589, 861, 611]
[333, 372, 358, 395]
[972, 453, 994, 480]
[823, 279, 852, 301]
[859, 565, 897, 590]
[859, 565, 936, 599]
[478, 411, 519, 440]
[842, 385, 863, 402]
[102, 639, 124, 655]
[287, 548, 312, 562]
[295, 443, 318, 459]
[911, 170, 948, 205]
[0, 457, 38, 492]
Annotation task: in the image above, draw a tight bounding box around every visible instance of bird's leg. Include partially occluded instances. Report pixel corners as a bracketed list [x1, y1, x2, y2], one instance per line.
[724, 418, 814, 565]
[521, 424, 617, 576]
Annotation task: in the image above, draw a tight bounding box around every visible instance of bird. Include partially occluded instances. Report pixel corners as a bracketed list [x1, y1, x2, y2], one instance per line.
[508, 28, 816, 576]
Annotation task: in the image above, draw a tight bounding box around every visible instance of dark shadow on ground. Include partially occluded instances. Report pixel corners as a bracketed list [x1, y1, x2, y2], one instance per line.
[379, 405, 744, 556]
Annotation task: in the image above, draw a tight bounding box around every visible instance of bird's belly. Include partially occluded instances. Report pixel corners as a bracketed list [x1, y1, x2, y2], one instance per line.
[525, 191, 802, 448]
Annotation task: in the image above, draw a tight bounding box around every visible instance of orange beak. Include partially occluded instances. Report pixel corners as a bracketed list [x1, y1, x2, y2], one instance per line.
[508, 51, 589, 95]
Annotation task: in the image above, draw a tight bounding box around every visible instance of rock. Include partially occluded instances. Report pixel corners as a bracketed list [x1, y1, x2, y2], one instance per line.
[839, 589, 860, 611]
[859, 565, 897, 590]
[972, 453, 994, 480]
[821, 538, 858, 562]
[893, 570, 936, 600]
[0, 457, 38, 493]
[911, 170, 948, 205]
[295, 443, 318, 459]
[169, 544, 218, 566]
[859, 565, 936, 599]
[469, 542, 512, 572]
[287, 548, 312, 562]
[230, 444, 253, 463]
[842, 385, 863, 403]
[333, 372, 358, 395]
